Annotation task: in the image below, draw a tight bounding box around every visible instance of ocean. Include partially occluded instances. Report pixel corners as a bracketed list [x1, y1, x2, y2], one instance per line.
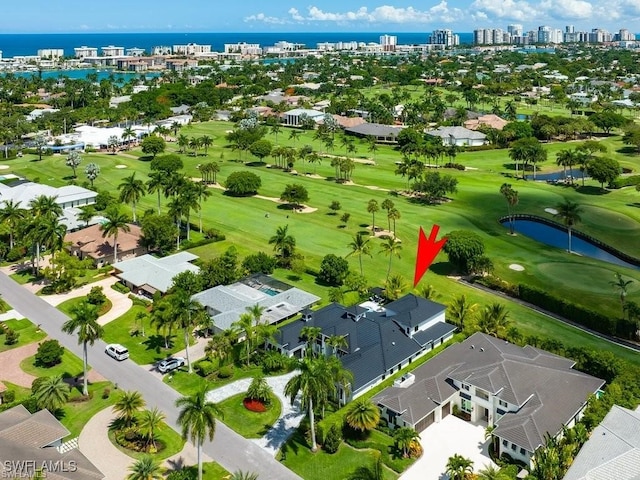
[0, 32, 475, 57]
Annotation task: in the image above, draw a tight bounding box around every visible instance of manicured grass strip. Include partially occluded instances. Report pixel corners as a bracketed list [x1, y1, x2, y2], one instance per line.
[165, 462, 230, 479]
[61, 381, 117, 439]
[9, 270, 41, 285]
[163, 365, 265, 396]
[0, 380, 31, 402]
[0, 318, 46, 352]
[57, 297, 112, 317]
[108, 420, 186, 461]
[217, 393, 282, 439]
[102, 305, 182, 365]
[20, 349, 85, 379]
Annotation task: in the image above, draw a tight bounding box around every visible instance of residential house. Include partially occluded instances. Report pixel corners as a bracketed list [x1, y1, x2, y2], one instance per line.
[464, 114, 509, 131]
[113, 252, 200, 297]
[65, 224, 145, 267]
[282, 108, 325, 127]
[426, 126, 487, 146]
[0, 404, 104, 479]
[373, 333, 604, 467]
[193, 274, 320, 333]
[272, 294, 456, 401]
[345, 123, 405, 144]
[563, 405, 640, 480]
[0, 181, 97, 214]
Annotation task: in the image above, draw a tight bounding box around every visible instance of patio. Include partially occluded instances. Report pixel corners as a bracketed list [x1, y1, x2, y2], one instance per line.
[400, 415, 496, 480]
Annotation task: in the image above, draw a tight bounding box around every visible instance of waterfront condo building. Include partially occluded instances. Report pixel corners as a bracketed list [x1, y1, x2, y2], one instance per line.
[428, 29, 460, 47]
[102, 45, 125, 57]
[173, 43, 212, 55]
[37, 49, 64, 59]
[379, 35, 397, 51]
[74, 46, 97, 59]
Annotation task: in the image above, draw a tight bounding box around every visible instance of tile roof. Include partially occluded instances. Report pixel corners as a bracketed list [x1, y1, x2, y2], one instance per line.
[564, 405, 640, 480]
[113, 252, 200, 294]
[373, 332, 604, 452]
[65, 224, 142, 261]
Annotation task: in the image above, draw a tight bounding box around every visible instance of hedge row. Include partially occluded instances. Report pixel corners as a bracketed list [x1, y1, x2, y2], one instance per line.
[476, 277, 635, 340]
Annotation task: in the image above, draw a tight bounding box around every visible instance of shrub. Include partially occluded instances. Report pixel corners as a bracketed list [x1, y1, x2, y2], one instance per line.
[6, 247, 26, 262]
[86, 286, 107, 305]
[111, 282, 130, 294]
[22, 396, 38, 413]
[318, 254, 350, 286]
[225, 171, 262, 196]
[611, 175, 640, 189]
[3, 390, 15, 403]
[31, 377, 49, 395]
[128, 294, 151, 307]
[246, 375, 272, 404]
[35, 340, 64, 367]
[194, 360, 216, 377]
[102, 388, 111, 399]
[204, 228, 226, 241]
[3, 328, 19, 346]
[322, 424, 342, 454]
[218, 365, 234, 378]
[243, 398, 266, 412]
[443, 162, 466, 170]
[242, 252, 277, 274]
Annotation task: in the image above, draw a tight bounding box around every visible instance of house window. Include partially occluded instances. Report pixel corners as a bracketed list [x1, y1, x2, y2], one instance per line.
[511, 443, 516, 451]
[499, 400, 508, 408]
[476, 389, 489, 401]
[414, 326, 419, 332]
[461, 399, 473, 413]
[502, 439, 508, 447]
[520, 448, 526, 456]
[462, 383, 470, 391]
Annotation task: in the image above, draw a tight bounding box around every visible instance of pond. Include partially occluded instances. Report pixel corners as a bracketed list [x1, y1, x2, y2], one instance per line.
[501, 218, 640, 270]
[525, 169, 585, 182]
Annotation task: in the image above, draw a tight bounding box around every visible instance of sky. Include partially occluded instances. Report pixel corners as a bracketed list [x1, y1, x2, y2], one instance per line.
[3, 0, 640, 33]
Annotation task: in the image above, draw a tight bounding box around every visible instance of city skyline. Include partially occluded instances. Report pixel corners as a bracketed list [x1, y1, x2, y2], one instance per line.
[3, 0, 640, 34]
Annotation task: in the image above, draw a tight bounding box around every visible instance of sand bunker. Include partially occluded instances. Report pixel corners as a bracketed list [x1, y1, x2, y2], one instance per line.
[509, 264, 525, 271]
[115, 165, 128, 169]
[254, 195, 317, 213]
[545, 208, 558, 215]
[0, 165, 10, 170]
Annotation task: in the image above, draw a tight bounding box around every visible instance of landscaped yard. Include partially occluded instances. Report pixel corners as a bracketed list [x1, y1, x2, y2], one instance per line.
[20, 349, 86, 379]
[0, 318, 46, 352]
[108, 420, 186, 461]
[217, 393, 282, 438]
[164, 365, 266, 396]
[57, 296, 113, 317]
[166, 462, 230, 479]
[61, 381, 117, 438]
[0, 381, 31, 403]
[102, 305, 182, 365]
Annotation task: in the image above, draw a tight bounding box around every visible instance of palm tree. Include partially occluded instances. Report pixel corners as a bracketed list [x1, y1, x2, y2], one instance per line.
[77, 206, 95, 227]
[126, 456, 163, 480]
[29, 195, 62, 220]
[30, 216, 66, 274]
[230, 472, 259, 480]
[268, 225, 296, 264]
[346, 233, 371, 277]
[610, 272, 634, 315]
[178, 183, 200, 241]
[388, 208, 401, 237]
[177, 134, 189, 154]
[205, 331, 235, 366]
[447, 295, 477, 330]
[0, 199, 25, 249]
[446, 454, 474, 480]
[477, 303, 511, 338]
[499, 183, 519, 235]
[300, 325, 322, 357]
[554, 200, 583, 253]
[200, 135, 213, 155]
[192, 181, 212, 233]
[385, 274, 407, 301]
[100, 206, 131, 264]
[326, 334, 348, 356]
[146, 172, 165, 215]
[122, 126, 136, 149]
[171, 292, 205, 373]
[477, 465, 510, 480]
[393, 427, 419, 457]
[150, 299, 176, 349]
[137, 407, 166, 451]
[270, 124, 281, 143]
[175, 387, 223, 480]
[379, 236, 402, 281]
[344, 397, 380, 432]
[233, 312, 256, 366]
[284, 356, 339, 452]
[113, 390, 146, 427]
[367, 199, 379, 235]
[381, 199, 394, 232]
[34, 375, 70, 412]
[62, 301, 103, 395]
[348, 455, 384, 480]
[118, 173, 146, 223]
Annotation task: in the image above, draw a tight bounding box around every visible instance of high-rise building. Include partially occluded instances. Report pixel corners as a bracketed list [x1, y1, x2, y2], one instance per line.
[379, 35, 397, 51]
[566, 25, 575, 34]
[74, 46, 98, 59]
[428, 29, 460, 47]
[618, 29, 635, 41]
[589, 29, 612, 43]
[37, 49, 64, 59]
[508, 24, 523, 37]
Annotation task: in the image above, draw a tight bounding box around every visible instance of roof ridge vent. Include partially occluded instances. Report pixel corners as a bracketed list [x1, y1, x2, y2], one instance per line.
[470, 345, 475, 349]
[480, 347, 485, 352]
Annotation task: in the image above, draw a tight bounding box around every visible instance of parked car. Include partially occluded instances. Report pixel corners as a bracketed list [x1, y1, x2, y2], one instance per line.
[105, 344, 129, 361]
[157, 357, 186, 374]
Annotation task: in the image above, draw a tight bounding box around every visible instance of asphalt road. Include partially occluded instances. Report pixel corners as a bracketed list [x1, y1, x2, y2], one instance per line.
[0, 273, 301, 480]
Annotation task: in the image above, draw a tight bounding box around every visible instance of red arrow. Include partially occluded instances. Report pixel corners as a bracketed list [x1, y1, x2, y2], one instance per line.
[413, 225, 448, 287]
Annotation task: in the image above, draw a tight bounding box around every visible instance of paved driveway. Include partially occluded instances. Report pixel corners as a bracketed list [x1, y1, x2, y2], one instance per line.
[400, 415, 496, 480]
[0, 273, 301, 480]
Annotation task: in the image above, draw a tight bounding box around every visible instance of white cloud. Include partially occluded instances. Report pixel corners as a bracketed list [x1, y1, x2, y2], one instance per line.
[288, 8, 304, 21]
[470, 0, 539, 21]
[540, 0, 593, 19]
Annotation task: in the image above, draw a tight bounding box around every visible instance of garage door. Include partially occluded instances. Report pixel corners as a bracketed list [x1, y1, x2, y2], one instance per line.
[442, 402, 451, 418]
[415, 411, 435, 432]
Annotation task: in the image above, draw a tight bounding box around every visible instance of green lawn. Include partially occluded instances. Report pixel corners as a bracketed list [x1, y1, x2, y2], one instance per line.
[57, 297, 113, 317]
[217, 393, 282, 438]
[9, 270, 41, 285]
[61, 381, 117, 438]
[108, 421, 186, 461]
[20, 349, 86, 379]
[102, 305, 183, 365]
[163, 365, 265, 396]
[0, 318, 47, 352]
[165, 462, 230, 479]
[0, 381, 31, 403]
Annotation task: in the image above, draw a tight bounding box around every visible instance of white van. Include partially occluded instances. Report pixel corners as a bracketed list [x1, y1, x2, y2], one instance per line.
[105, 343, 129, 361]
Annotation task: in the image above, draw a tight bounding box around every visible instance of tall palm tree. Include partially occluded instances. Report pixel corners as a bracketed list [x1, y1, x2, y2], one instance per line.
[447, 295, 478, 330]
[118, 173, 146, 223]
[113, 390, 146, 427]
[233, 312, 256, 366]
[62, 301, 103, 395]
[200, 135, 213, 155]
[150, 299, 176, 349]
[388, 208, 401, 237]
[385, 274, 407, 301]
[268, 225, 296, 264]
[381, 199, 395, 232]
[29, 195, 62, 220]
[446, 454, 474, 480]
[77, 206, 95, 227]
[284, 356, 340, 452]
[137, 407, 166, 451]
[610, 272, 634, 316]
[326, 334, 348, 357]
[379, 236, 402, 281]
[122, 127, 136, 148]
[300, 325, 322, 357]
[367, 199, 379, 235]
[554, 200, 583, 253]
[175, 387, 223, 480]
[344, 397, 380, 432]
[393, 427, 419, 457]
[178, 183, 200, 241]
[30, 216, 66, 274]
[477, 303, 511, 338]
[346, 233, 371, 277]
[171, 292, 205, 373]
[126, 456, 163, 480]
[348, 455, 384, 480]
[499, 183, 519, 235]
[146, 172, 165, 215]
[100, 206, 131, 264]
[34, 374, 70, 413]
[0, 199, 25, 249]
[192, 181, 212, 233]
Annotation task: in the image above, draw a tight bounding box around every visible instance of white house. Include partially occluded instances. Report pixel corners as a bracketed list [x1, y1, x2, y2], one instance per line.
[426, 126, 487, 147]
[282, 108, 325, 127]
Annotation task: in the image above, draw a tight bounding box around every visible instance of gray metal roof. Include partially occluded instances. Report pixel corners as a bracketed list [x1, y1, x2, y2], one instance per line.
[426, 126, 487, 140]
[345, 123, 405, 138]
[373, 332, 604, 452]
[564, 405, 640, 480]
[0, 182, 97, 208]
[114, 252, 199, 294]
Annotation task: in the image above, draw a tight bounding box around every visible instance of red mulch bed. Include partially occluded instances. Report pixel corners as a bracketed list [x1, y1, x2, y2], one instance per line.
[243, 398, 266, 412]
